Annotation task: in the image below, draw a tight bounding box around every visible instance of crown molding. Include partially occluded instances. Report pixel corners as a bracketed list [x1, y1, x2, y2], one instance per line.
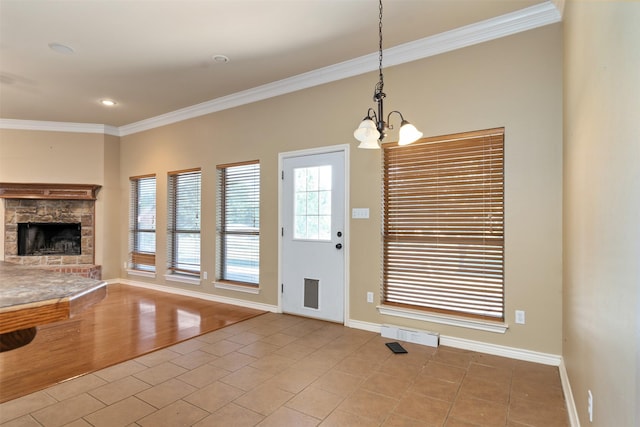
[1, 1, 562, 137]
[118, 55, 376, 136]
[0, 119, 120, 136]
[551, 0, 566, 16]
[121, 1, 561, 136]
[384, 1, 562, 67]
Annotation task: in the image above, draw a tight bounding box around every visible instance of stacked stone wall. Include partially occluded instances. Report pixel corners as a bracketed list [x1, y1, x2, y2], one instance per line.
[4, 199, 95, 266]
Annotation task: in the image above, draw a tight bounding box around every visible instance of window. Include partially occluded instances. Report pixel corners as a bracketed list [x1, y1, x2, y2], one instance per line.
[293, 165, 332, 241]
[129, 175, 156, 272]
[382, 128, 504, 320]
[217, 161, 260, 285]
[167, 168, 201, 278]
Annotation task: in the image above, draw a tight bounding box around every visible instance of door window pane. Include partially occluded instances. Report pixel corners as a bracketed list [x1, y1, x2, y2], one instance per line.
[294, 165, 331, 240]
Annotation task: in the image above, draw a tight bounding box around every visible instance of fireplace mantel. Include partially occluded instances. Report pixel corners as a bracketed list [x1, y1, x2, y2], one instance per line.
[0, 183, 101, 200]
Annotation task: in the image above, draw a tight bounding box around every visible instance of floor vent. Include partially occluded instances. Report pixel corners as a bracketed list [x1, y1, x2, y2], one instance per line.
[381, 325, 439, 348]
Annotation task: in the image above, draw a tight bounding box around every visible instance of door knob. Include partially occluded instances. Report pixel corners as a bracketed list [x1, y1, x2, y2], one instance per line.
[335, 243, 343, 250]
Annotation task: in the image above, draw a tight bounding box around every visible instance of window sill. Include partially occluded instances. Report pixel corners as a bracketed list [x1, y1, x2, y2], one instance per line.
[377, 305, 508, 334]
[214, 281, 260, 294]
[164, 273, 201, 286]
[126, 269, 156, 279]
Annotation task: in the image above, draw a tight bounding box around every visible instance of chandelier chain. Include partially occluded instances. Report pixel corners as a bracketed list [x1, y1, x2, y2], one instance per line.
[377, 0, 384, 94]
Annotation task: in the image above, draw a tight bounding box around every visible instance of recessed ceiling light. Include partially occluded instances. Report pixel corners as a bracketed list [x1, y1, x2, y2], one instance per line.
[48, 43, 74, 55]
[100, 99, 117, 106]
[212, 55, 230, 64]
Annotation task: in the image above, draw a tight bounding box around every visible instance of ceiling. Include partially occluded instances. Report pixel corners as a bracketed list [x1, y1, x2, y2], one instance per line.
[0, 0, 551, 130]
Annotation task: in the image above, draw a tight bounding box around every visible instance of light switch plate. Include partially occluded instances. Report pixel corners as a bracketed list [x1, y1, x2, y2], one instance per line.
[352, 208, 370, 219]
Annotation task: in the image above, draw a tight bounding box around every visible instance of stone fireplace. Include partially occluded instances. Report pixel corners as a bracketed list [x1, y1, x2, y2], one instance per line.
[1, 183, 102, 279]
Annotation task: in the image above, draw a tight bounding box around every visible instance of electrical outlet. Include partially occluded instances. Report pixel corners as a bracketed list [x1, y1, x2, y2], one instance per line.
[367, 292, 374, 303]
[515, 310, 525, 324]
[123, 261, 127, 269]
[588, 390, 593, 422]
[203, 271, 208, 280]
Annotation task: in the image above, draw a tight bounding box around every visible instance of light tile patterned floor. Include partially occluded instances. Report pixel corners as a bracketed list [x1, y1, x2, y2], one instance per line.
[0, 313, 569, 426]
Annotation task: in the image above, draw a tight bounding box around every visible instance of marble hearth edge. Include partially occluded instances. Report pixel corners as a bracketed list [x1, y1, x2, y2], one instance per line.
[0, 261, 107, 334]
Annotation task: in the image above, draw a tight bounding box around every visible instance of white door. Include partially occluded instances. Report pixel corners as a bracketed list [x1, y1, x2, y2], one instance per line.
[281, 149, 345, 323]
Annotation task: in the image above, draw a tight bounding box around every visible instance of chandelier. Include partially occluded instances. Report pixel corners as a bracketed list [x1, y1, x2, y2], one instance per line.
[353, 0, 423, 149]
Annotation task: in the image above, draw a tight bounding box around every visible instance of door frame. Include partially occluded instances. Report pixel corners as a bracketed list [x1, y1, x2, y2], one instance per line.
[278, 144, 350, 324]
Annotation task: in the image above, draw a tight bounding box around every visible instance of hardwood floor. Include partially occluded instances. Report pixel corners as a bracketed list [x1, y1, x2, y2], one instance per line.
[0, 284, 265, 403]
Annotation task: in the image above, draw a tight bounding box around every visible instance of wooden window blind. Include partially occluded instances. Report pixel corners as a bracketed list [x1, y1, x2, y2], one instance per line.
[129, 175, 156, 272]
[217, 160, 260, 285]
[382, 128, 505, 320]
[167, 168, 201, 277]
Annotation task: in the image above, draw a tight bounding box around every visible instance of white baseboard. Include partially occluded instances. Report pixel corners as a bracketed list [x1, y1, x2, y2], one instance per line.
[346, 319, 381, 333]
[559, 358, 581, 427]
[116, 278, 279, 313]
[439, 335, 562, 366]
[345, 318, 563, 365]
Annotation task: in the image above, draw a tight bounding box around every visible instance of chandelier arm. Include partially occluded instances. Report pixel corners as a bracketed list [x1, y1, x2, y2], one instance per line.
[386, 110, 405, 130]
[366, 107, 378, 121]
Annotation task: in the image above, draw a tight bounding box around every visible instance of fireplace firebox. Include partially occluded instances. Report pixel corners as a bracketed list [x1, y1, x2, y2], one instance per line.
[18, 223, 81, 256]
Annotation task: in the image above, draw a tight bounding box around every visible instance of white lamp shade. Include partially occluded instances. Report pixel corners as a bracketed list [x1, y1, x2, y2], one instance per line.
[398, 121, 423, 146]
[354, 119, 381, 149]
[358, 138, 381, 149]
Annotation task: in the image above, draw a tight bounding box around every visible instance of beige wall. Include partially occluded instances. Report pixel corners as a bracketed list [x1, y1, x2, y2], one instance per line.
[119, 23, 564, 354]
[0, 129, 121, 275]
[99, 134, 121, 278]
[563, 1, 640, 425]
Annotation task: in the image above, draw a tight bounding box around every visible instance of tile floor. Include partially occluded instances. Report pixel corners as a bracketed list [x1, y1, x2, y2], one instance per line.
[0, 313, 569, 426]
